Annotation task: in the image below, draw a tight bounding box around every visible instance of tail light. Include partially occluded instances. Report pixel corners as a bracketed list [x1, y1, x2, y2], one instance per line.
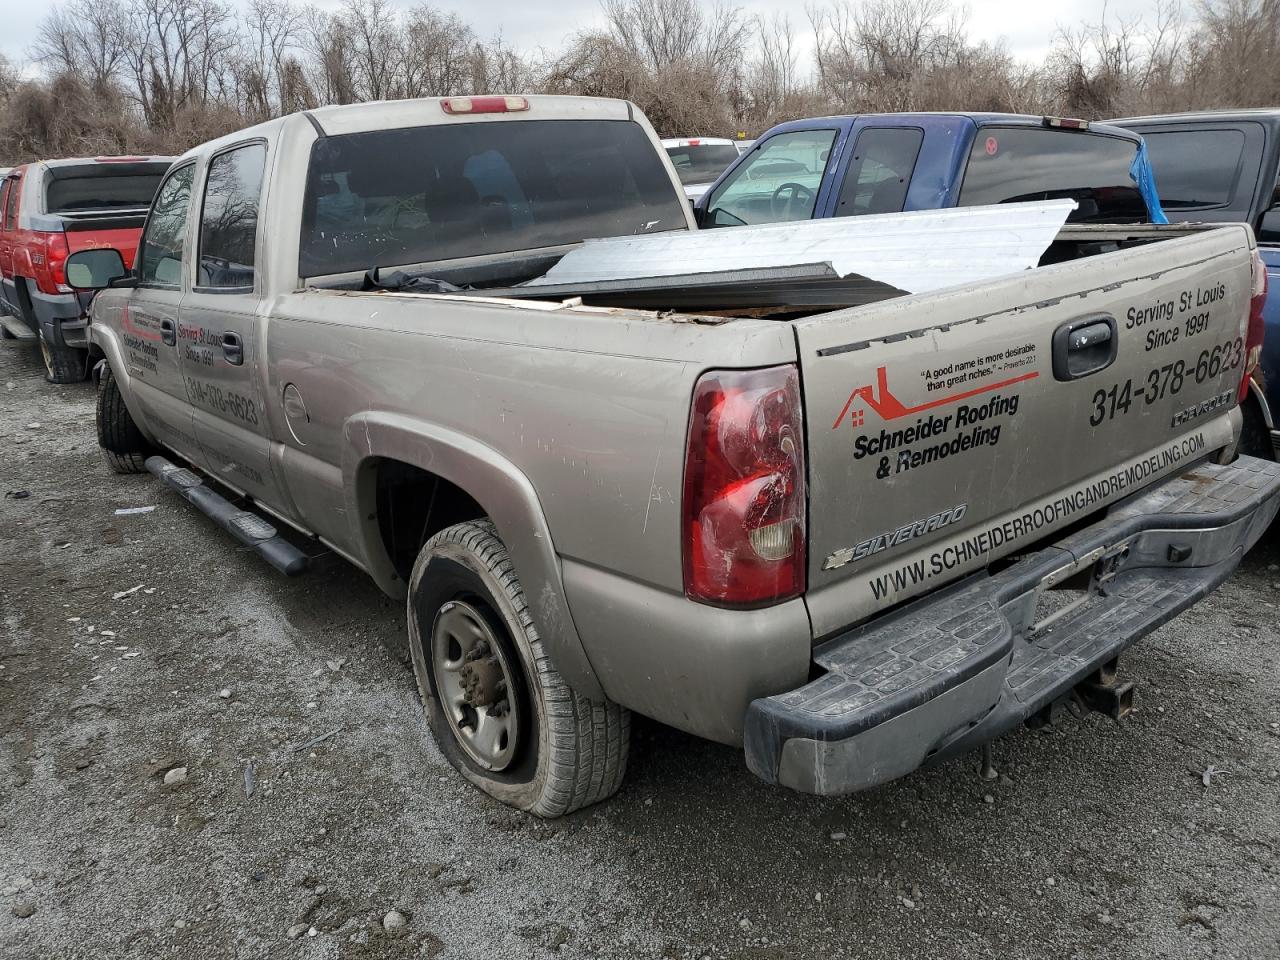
[683, 365, 806, 607]
[32, 232, 70, 295]
[1242, 248, 1268, 403]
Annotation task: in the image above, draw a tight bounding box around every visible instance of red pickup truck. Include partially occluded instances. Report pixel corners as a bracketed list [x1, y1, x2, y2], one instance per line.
[0, 156, 172, 382]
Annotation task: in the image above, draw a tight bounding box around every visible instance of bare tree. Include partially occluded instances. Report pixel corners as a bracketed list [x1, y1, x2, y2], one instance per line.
[340, 0, 400, 100]
[32, 0, 129, 90]
[401, 7, 474, 97]
[299, 5, 357, 105]
[237, 0, 306, 119]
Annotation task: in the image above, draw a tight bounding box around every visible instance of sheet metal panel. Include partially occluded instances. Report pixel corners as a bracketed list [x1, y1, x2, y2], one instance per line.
[528, 200, 1077, 294]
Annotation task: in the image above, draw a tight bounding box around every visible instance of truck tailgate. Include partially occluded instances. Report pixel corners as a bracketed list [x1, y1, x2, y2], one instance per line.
[62, 214, 149, 268]
[795, 225, 1255, 636]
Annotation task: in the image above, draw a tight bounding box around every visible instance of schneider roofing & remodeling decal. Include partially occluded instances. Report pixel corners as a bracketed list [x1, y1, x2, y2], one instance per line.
[832, 363, 1034, 480]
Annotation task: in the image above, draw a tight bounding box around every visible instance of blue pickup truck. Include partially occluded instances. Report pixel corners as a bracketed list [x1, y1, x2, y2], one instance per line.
[693, 113, 1161, 231]
[1112, 111, 1280, 459]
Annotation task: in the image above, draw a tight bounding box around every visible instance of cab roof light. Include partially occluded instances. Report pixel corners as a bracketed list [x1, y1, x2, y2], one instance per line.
[441, 96, 529, 115]
[94, 155, 152, 162]
[1043, 116, 1090, 130]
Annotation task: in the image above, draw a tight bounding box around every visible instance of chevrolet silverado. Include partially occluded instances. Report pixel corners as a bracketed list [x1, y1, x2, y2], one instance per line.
[64, 95, 1280, 816]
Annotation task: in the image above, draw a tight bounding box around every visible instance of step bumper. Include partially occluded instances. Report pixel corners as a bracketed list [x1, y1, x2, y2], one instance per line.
[744, 456, 1280, 795]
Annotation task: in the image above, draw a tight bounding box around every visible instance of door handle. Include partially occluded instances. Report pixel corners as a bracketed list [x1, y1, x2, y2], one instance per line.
[222, 331, 244, 366]
[159, 318, 176, 346]
[1052, 314, 1116, 381]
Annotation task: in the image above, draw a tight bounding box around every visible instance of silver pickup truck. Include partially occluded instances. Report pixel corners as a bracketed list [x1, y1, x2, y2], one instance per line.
[65, 95, 1280, 817]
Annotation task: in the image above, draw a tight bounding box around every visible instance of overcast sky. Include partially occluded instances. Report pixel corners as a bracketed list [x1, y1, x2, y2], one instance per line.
[0, 0, 1159, 73]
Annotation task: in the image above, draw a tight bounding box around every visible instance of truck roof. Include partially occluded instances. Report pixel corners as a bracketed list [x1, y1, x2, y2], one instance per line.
[662, 137, 736, 148]
[1112, 109, 1280, 125]
[37, 156, 173, 168]
[177, 95, 642, 163]
[760, 112, 1142, 143]
[6, 157, 175, 182]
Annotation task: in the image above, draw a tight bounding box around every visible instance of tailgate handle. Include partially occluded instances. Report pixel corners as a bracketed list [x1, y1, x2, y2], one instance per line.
[159, 318, 176, 346]
[1053, 315, 1116, 381]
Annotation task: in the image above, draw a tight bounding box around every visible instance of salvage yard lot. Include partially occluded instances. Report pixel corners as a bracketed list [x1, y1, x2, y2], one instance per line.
[1, 339, 1278, 960]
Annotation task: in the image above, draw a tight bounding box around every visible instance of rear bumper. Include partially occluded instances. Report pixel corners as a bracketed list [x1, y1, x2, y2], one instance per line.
[30, 289, 89, 349]
[744, 456, 1280, 795]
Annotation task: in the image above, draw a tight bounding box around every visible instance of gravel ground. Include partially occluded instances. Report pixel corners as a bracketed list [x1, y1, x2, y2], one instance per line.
[1, 338, 1278, 960]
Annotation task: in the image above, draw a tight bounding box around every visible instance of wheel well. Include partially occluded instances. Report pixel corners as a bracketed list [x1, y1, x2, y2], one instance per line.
[1240, 390, 1276, 460]
[374, 459, 486, 580]
[14, 277, 36, 326]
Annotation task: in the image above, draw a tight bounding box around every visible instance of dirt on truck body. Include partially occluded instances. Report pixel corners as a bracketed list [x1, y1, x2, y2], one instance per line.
[62, 94, 1280, 816]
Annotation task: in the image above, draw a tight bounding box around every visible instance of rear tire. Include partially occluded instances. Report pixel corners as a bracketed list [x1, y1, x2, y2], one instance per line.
[40, 336, 88, 384]
[96, 364, 152, 474]
[408, 520, 630, 817]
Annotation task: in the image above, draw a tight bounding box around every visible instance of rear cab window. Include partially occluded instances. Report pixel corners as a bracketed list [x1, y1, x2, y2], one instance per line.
[45, 173, 165, 214]
[704, 129, 838, 227]
[1135, 123, 1267, 223]
[298, 119, 687, 281]
[959, 126, 1147, 222]
[834, 127, 924, 217]
[664, 143, 741, 186]
[198, 142, 267, 289]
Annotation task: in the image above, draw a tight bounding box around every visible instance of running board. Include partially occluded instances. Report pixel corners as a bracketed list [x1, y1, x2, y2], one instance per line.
[145, 456, 309, 576]
[0, 314, 36, 340]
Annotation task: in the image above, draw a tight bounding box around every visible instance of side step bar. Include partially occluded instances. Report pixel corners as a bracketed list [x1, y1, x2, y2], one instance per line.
[0, 314, 36, 340]
[146, 456, 309, 576]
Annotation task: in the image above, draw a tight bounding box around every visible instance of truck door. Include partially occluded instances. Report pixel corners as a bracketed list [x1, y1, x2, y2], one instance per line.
[179, 141, 289, 513]
[826, 125, 924, 218]
[0, 173, 19, 318]
[122, 161, 205, 466]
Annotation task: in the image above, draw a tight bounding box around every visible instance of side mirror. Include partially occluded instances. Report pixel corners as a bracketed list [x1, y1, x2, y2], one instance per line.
[65, 248, 129, 290]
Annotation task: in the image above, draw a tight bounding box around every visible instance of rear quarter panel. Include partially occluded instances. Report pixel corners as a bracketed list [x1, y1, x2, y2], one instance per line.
[264, 292, 795, 588]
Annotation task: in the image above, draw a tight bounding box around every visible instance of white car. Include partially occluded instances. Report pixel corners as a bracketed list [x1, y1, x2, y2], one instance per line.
[661, 138, 741, 201]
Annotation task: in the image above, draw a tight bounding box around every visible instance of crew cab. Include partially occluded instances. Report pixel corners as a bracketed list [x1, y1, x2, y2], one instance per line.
[694, 113, 1158, 228]
[0, 156, 172, 382]
[1112, 111, 1280, 459]
[67, 95, 1280, 816]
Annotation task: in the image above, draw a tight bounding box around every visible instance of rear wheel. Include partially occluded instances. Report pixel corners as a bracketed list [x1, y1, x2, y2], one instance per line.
[96, 364, 152, 474]
[408, 520, 630, 817]
[40, 335, 89, 384]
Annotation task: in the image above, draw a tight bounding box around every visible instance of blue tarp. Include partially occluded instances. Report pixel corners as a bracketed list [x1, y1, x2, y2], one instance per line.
[1130, 139, 1169, 224]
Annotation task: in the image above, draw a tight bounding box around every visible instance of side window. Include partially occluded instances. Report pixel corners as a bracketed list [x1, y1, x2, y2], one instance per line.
[138, 164, 195, 287]
[704, 129, 838, 227]
[0, 181, 10, 230]
[834, 127, 924, 217]
[198, 143, 267, 289]
[3, 177, 20, 230]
